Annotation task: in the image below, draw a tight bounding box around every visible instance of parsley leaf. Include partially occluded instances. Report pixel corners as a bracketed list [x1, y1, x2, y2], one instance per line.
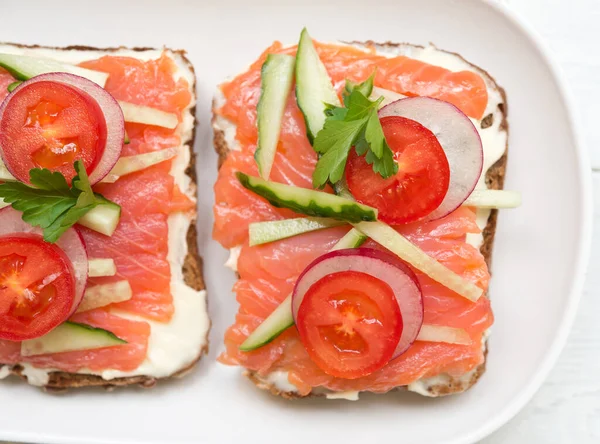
[311, 71, 397, 188]
[0, 161, 110, 243]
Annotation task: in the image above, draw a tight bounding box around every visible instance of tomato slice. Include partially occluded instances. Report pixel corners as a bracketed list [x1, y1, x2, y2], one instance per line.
[0, 80, 107, 183]
[296, 270, 403, 379]
[0, 234, 76, 341]
[345, 116, 450, 224]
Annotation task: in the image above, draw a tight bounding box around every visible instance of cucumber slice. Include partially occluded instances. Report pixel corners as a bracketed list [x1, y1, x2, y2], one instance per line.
[0, 199, 8, 209]
[7, 81, 21, 92]
[249, 217, 344, 246]
[21, 321, 126, 357]
[0, 53, 109, 87]
[240, 296, 293, 351]
[101, 147, 178, 183]
[88, 258, 117, 277]
[255, 54, 295, 179]
[236, 172, 377, 223]
[77, 280, 132, 313]
[124, 130, 131, 145]
[354, 221, 483, 301]
[118, 101, 178, 129]
[78, 200, 121, 237]
[240, 228, 366, 351]
[295, 28, 341, 142]
[462, 190, 522, 209]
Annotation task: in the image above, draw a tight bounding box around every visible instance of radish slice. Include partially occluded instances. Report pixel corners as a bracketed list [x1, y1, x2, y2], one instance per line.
[416, 325, 471, 345]
[0, 207, 88, 313]
[292, 248, 424, 360]
[463, 189, 522, 209]
[379, 97, 483, 221]
[0, 73, 124, 185]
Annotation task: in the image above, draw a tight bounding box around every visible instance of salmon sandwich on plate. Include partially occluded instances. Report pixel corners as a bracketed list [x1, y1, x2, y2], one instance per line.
[213, 28, 521, 399]
[0, 44, 209, 390]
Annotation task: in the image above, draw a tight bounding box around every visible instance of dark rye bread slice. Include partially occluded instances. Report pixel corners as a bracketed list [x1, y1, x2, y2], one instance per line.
[212, 41, 507, 399]
[0, 44, 208, 391]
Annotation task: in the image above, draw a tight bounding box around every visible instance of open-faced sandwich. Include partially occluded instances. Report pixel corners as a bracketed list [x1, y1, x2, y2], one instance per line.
[0, 44, 209, 390]
[213, 29, 521, 399]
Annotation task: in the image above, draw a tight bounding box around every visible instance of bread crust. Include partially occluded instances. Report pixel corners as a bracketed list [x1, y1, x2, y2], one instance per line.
[212, 41, 508, 398]
[0, 44, 207, 390]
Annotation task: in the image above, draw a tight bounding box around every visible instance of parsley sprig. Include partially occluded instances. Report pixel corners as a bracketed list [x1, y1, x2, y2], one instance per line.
[0, 161, 110, 242]
[312, 73, 398, 188]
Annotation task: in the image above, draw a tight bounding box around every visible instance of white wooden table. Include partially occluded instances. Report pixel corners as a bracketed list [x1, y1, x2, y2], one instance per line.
[483, 0, 600, 442]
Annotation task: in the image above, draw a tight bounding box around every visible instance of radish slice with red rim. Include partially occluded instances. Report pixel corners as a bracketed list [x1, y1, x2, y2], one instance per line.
[379, 97, 483, 221]
[0, 73, 124, 185]
[0, 207, 88, 313]
[292, 248, 424, 361]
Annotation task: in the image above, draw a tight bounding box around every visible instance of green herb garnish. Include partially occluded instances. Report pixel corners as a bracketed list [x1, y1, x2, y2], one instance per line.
[312, 72, 398, 188]
[0, 161, 112, 242]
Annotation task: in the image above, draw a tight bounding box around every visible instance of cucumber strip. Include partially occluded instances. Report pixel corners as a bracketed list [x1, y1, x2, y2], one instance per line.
[0, 53, 109, 87]
[240, 228, 366, 351]
[249, 217, 345, 246]
[88, 258, 117, 277]
[462, 190, 522, 209]
[239, 296, 293, 351]
[78, 200, 121, 237]
[0, 198, 8, 209]
[416, 325, 471, 345]
[118, 101, 178, 129]
[21, 321, 126, 357]
[7, 81, 21, 92]
[124, 130, 131, 145]
[354, 221, 483, 301]
[236, 172, 377, 223]
[101, 147, 178, 183]
[295, 28, 341, 142]
[256, 54, 295, 179]
[76, 280, 132, 313]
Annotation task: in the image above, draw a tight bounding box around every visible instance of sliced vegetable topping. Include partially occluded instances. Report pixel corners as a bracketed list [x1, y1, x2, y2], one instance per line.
[87, 258, 116, 277]
[255, 54, 295, 179]
[0, 233, 76, 341]
[416, 325, 471, 345]
[100, 147, 178, 183]
[0, 206, 88, 309]
[0, 158, 15, 181]
[295, 28, 340, 142]
[463, 189, 522, 209]
[77, 198, 121, 237]
[248, 217, 344, 246]
[76, 280, 132, 313]
[117, 101, 178, 129]
[0, 78, 107, 183]
[379, 97, 483, 221]
[346, 115, 450, 224]
[240, 228, 367, 351]
[0, 73, 124, 185]
[0, 161, 121, 242]
[236, 172, 378, 222]
[292, 248, 423, 379]
[21, 321, 126, 357]
[0, 53, 109, 87]
[354, 221, 483, 301]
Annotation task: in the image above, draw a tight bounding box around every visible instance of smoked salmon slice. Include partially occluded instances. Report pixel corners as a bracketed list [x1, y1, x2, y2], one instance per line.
[215, 40, 493, 394]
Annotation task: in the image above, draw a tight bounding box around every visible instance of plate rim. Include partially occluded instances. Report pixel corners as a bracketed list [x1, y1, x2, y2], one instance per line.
[453, 1, 593, 443]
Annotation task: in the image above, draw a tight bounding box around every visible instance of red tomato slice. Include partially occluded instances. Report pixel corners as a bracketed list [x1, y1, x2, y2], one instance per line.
[0, 80, 107, 183]
[296, 270, 403, 379]
[345, 116, 450, 224]
[0, 234, 76, 341]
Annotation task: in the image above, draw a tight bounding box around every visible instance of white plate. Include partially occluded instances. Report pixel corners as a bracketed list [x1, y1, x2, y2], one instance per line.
[0, 0, 591, 443]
